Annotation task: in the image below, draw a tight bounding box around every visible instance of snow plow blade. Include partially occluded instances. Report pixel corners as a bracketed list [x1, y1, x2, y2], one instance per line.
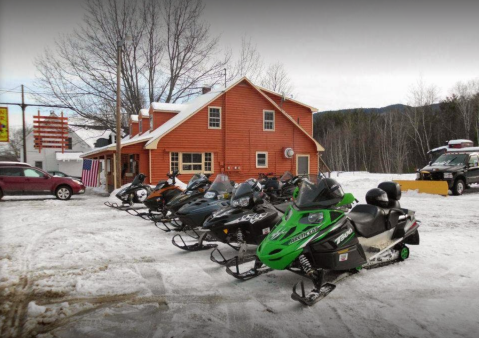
[393, 180, 448, 196]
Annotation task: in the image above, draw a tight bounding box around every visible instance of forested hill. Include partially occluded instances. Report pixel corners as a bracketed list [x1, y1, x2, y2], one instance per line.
[315, 103, 440, 115]
[312, 98, 478, 173]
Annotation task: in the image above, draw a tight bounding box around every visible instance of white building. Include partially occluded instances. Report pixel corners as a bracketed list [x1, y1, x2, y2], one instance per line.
[21, 126, 113, 176]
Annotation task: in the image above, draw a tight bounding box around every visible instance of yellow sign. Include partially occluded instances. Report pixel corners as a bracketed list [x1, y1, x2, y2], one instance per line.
[0, 107, 8, 143]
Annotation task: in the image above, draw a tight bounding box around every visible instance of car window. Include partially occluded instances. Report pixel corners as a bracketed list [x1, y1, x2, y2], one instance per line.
[469, 156, 479, 167]
[24, 168, 45, 178]
[0, 167, 24, 176]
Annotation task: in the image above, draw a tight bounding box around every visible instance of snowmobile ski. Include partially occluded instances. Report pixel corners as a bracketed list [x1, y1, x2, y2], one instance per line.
[172, 232, 218, 251]
[291, 281, 337, 306]
[225, 256, 273, 280]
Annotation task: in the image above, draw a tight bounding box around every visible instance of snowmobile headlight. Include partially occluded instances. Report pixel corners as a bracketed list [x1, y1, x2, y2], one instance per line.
[204, 192, 215, 199]
[186, 191, 193, 195]
[443, 173, 453, 179]
[307, 212, 324, 224]
[239, 197, 250, 207]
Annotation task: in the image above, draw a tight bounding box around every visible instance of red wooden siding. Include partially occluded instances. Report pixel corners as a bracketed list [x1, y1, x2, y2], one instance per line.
[129, 121, 139, 137]
[260, 91, 314, 136]
[152, 111, 177, 130]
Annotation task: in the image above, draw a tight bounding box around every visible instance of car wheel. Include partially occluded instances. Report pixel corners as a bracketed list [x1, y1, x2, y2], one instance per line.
[452, 179, 465, 196]
[56, 185, 72, 200]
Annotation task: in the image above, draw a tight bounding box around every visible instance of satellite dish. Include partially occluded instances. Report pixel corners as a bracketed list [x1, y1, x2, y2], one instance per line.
[284, 148, 294, 158]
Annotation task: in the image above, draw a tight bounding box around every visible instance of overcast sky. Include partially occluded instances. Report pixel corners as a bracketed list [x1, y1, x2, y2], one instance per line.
[1, 0, 479, 127]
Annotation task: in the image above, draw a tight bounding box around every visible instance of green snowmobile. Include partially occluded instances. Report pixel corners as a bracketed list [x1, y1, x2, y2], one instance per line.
[227, 175, 420, 306]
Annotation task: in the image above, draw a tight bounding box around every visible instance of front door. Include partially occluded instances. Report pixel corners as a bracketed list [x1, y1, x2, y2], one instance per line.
[23, 168, 52, 194]
[0, 167, 25, 194]
[466, 154, 479, 183]
[297, 155, 310, 176]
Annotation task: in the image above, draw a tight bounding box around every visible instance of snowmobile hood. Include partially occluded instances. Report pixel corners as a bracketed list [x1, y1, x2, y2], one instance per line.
[257, 207, 347, 270]
[177, 198, 230, 216]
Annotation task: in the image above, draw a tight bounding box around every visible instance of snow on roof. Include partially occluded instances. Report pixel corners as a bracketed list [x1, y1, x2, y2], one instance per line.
[80, 144, 115, 158]
[140, 109, 149, 118]
[151, 102, 188, 112]
[72, 128, 112, 149]
[448, 139, 473, 145]
[130, 115, 138, 122]
[56, 152, 83, 161]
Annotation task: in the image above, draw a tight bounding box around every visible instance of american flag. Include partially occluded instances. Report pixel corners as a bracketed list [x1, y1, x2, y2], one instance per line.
[82, 159, 100, 187]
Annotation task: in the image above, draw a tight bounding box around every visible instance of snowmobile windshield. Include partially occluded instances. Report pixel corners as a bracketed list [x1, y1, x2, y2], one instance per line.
[232, 182, 254, 199]
[280, 171, 293, 182]
[131, 175, 144, 186]
[186, 174, 203, 190]
[432, 154, 468, 166]
[207, 174, 233, 194]
[295, 175, 344, 209]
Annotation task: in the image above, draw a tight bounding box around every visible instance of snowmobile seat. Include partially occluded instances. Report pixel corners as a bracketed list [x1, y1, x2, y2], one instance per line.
[348, 204, 388, 238]
[378, 181, 401, 209]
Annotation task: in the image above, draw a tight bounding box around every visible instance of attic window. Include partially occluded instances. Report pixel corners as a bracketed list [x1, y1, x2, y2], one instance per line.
[150, 114, 153, 131]
[139, 120, 143, 133]
[263, 110, 275, 131]
[208, 107, 221, 129]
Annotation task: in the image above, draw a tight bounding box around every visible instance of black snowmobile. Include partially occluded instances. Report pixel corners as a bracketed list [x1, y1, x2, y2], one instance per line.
[172, 178, 288, 266]
[155, 173, 212, 232]
[127, 170, 183, 220]
[259, 171, 302, 204]
[105, 173, 152, 210]
[174, 173, 234, 229]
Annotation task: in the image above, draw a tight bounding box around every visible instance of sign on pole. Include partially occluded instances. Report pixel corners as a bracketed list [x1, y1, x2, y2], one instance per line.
[0, 107, 8, 143]
[33, 111, 69, 153]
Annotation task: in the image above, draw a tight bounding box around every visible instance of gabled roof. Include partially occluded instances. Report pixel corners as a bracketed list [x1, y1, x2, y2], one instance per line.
[145, 77, 323, 151]
[81, 76, 324, 158]
[256, 85, 319, 112]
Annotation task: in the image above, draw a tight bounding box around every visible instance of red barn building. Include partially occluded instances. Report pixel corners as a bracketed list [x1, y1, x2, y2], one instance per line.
[82, 77, 328, 188]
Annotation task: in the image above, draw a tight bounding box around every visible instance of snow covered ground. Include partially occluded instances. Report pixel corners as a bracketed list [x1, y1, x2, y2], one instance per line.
[1, 173, 479, 338]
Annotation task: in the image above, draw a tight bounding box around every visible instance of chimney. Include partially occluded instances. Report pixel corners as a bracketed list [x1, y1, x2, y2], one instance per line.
[202, 87, 211, 94]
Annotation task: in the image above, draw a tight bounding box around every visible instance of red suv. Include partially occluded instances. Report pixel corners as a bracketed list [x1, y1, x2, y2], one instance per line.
[0, 164, 85, 200]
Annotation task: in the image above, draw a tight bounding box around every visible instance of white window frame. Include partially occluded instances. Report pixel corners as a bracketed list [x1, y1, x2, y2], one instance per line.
[170, 152, 214, 174]
[256, 151, 268, 168]
[296, 154, 310, 176]
[208, 106, 222, 129]
[263, 110, 275, 131]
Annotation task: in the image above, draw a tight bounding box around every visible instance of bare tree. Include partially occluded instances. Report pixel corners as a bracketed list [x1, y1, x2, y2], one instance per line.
[229, 36, 264, 83]
[403, 79, 439, 163]
[451, 79, 479, 138]
[0, 127, 33, 160]
[260, 62, 294, 96]
[35, 0, 229, 132]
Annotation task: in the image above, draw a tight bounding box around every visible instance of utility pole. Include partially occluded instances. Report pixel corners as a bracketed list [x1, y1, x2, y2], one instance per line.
[21, 85, 27, 162]
[116, 40, 123, 189]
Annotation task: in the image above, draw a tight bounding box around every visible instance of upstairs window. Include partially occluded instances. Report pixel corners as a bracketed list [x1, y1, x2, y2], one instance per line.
[256, 152, 268, 168]
[150, 114, 154, 131]
[66, 137, 73, 150]
[139, 119, 143, 133]
[208, 107, 221, 129]
[263, 110, 275, 131]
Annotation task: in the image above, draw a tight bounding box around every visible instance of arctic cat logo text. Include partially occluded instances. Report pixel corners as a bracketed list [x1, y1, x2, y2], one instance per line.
[288, 227, 320, 245]
[334, 228, 353, 245]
